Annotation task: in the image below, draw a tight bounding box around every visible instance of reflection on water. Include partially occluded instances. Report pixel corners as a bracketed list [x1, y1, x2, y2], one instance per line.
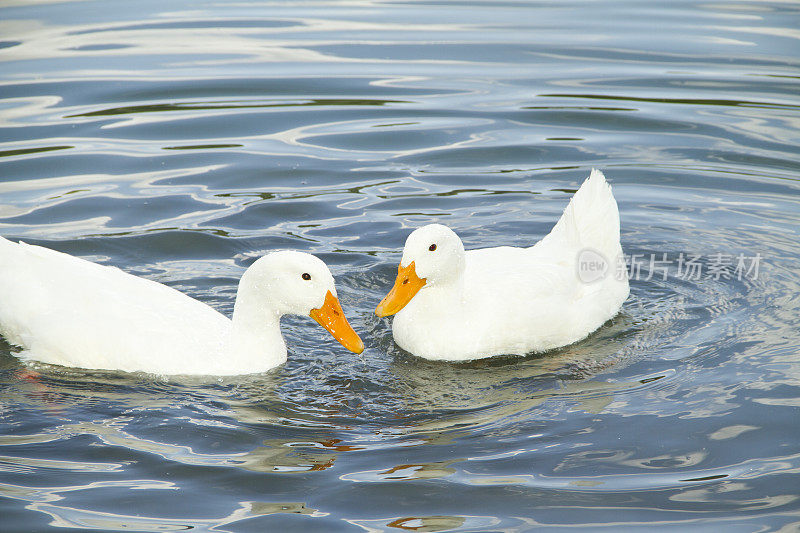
[1, 0, 800, 530]
[25, 499, 328, 531]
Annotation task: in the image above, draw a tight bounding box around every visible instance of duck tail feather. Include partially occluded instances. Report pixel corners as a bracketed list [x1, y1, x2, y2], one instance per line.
[540, 169, 621, 256]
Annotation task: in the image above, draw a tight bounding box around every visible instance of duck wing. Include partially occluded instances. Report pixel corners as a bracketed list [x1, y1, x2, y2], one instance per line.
[0, 237, 229, 371]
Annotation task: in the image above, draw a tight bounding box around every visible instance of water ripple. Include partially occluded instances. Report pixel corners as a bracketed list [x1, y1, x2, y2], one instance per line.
[1, 0, 799, 529]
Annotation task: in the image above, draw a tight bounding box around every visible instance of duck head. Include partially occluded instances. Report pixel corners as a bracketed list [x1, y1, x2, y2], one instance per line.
[375, 224, 466, 317]
[240, 251, 364, 353]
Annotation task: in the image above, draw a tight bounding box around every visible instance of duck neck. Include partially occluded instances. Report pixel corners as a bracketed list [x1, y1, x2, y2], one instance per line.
[414, 271, 467, 318]
[430, 254, 467, 303]
[229, 281, 287, 371]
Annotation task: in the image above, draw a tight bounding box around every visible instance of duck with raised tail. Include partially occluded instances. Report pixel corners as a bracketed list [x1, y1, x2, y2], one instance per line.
[0, 241, 364, 375]
[375, 169, 629, 361]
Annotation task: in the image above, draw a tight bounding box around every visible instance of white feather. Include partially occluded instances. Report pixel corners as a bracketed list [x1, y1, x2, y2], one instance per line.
[0, 241, 347, 375]
[388, 169, 629, 361]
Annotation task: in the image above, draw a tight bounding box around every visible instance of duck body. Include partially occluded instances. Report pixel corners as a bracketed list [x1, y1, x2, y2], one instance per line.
[377, 170, 629, 361]
[0, 238, 363, 375]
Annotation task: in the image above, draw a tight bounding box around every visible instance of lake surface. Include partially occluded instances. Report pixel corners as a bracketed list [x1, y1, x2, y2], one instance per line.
[1, 0, 799, 530]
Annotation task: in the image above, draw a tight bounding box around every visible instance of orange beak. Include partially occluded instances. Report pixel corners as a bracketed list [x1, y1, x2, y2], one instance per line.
[375, 261, 427, 317]
[309, 290, 365, 354]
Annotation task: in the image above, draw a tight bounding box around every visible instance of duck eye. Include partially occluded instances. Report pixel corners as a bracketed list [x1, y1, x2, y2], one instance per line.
[302, 273, 311, 281]
[429, 244, 437, 251]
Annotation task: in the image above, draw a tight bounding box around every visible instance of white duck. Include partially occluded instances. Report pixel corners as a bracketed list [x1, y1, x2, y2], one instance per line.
[375, 169, 629, 361]
[0, 240, 364, 375]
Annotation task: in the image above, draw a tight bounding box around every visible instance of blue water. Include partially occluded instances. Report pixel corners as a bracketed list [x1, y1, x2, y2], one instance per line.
[1, 0, 799, 531]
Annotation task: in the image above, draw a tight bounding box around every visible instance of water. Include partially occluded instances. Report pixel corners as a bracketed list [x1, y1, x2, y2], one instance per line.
[1, 0, 799, 530]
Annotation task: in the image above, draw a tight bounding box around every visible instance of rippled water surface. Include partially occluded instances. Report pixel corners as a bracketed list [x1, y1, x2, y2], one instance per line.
[1, 0, 799, 530]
